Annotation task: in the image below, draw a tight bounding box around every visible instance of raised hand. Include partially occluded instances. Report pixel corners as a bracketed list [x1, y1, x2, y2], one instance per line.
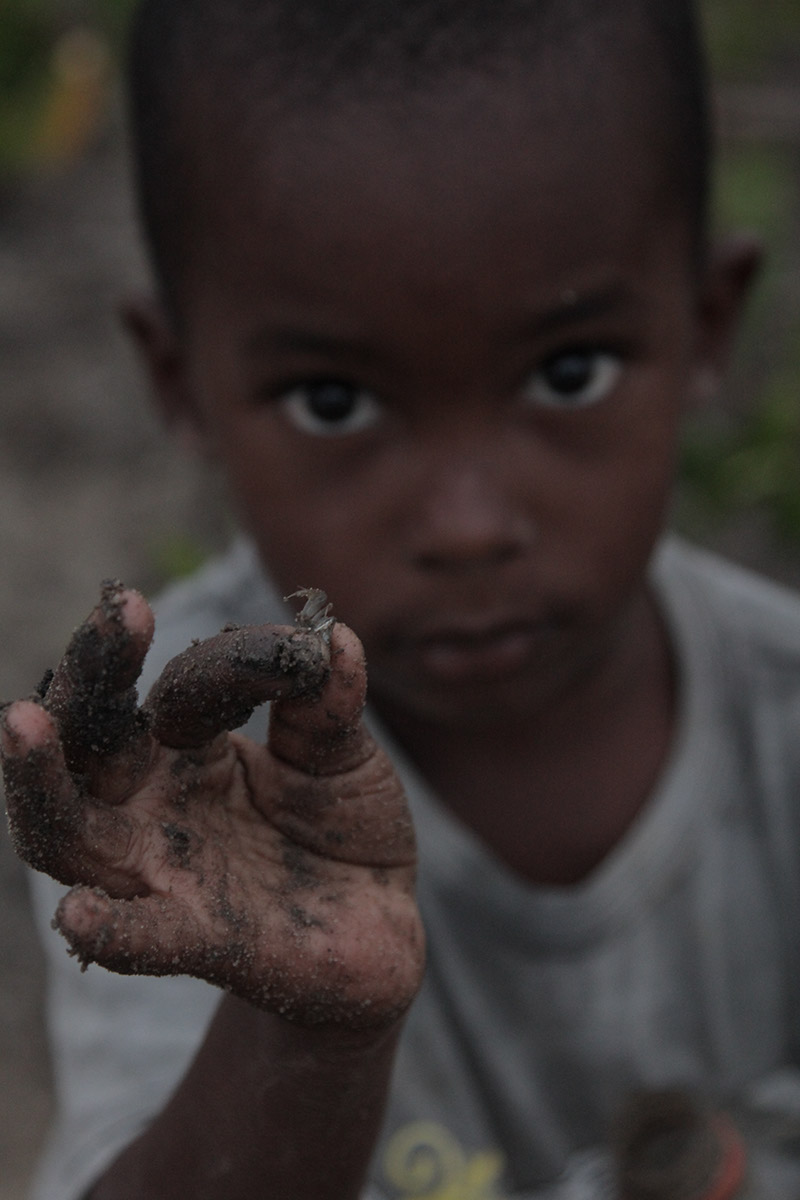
[1, 585, 424, 1029]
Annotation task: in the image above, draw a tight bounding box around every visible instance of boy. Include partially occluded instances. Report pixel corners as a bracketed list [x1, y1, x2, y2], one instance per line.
[2, 0, 794, 1194]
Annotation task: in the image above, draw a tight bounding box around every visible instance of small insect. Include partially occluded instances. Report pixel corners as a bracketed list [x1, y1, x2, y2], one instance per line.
[286, 588, 336, 643]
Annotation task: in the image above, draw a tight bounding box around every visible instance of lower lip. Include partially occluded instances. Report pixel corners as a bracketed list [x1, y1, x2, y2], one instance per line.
[415, 627, 542, 683]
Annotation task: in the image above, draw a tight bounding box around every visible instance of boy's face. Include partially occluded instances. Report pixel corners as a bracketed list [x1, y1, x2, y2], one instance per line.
[148, 79, 745, 729]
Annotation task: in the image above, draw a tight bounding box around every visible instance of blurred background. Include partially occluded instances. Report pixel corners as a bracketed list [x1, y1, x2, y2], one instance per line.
[0, 2, 799, 1197]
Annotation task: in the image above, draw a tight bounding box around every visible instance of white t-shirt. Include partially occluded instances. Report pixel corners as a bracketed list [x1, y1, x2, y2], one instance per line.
[28, 538, 800, 1198]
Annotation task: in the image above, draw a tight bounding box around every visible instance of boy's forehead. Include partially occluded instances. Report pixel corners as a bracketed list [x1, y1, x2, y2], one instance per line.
[175, 68, 694, 360]
[190, 62, 671, 263]
[132, 1, 708, 315]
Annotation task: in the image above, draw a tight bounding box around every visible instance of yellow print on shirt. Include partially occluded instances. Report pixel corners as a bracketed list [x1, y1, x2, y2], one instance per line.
[382, 1120, 507, 1199]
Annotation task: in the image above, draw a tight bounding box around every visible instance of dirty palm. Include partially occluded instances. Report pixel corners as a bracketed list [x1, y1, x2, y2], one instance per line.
[0, 582, 425, 1028]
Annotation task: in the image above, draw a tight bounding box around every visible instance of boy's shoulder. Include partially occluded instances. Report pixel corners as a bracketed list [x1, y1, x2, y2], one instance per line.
[655, 535, 800, 700]
[657, 537, 800, 638]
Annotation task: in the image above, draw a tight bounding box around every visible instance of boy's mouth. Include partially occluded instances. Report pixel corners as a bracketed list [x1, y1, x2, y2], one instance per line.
[412, 620, 550, 684]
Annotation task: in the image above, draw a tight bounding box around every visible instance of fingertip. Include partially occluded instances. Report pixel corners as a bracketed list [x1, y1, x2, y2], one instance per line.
[56, 882, 101, 931]
[0, 698, 58, 757]
[44, 584, 155, 754]
[55, 885, 114, 965]
[328, 621, 365, 660]
[56, 887, 189, 977]
[327, 622, 368, 710]
[109, 585, 155, 652]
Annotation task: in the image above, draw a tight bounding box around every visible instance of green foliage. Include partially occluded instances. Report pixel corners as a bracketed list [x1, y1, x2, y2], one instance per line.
[711, 143, 794, 345]
[147, 533, 212, 586]
[682, 334, 800, 541]
[679, 4, 800, 548]
[0, 4, 56, 168]
[0, 0, 136, 172]
[702, 0, 800, 81]
[714, 144, 793, 242]
[0, 5, 51, 94]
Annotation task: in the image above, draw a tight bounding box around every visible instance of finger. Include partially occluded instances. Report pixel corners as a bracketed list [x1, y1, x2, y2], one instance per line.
[55, 884, 206, 976]
[1, 698, 151, 892]
[44, 583, 155, 774]
[55, 882, 416, 1027]
[57, 886, 268, 998]
[268, 623, 375, 776]
[1, 699, 85, 880]
[56, 886, 290, 1020]
[145, 624, 330, 749]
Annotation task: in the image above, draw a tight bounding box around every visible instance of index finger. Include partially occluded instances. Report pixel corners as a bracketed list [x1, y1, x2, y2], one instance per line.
[144, 624, 331, 749]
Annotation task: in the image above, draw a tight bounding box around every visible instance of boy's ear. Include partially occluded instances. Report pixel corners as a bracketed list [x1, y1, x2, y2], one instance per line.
[690, 233, 763, 408]
[121, 296, 208, 454]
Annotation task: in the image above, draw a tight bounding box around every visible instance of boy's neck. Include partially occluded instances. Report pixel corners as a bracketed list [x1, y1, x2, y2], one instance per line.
[374, 586, 676, 887]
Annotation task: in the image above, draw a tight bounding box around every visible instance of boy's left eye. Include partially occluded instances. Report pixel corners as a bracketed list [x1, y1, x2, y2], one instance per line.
[523, 349, 622, 410]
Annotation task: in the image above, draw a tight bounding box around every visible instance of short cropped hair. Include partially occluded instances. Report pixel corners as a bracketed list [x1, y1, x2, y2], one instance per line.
[127, 0, 711, 315]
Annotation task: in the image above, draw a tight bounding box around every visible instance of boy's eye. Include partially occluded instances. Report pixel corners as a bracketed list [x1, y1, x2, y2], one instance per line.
[278, 380, 382, 437]
[523, 349, 622, 410]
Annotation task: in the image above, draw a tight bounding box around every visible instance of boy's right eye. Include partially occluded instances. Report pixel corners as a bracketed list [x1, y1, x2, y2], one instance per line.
[277, 380, 382, 437]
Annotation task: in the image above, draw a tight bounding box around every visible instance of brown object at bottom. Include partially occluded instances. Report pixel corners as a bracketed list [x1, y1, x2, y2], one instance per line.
[614, 1089, 747, 1200]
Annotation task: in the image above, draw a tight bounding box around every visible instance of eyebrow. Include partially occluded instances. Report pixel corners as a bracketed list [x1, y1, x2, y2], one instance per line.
[525, 284, 637, 339]
[245, 327, 379, 361]
[244, 284, 637, 359]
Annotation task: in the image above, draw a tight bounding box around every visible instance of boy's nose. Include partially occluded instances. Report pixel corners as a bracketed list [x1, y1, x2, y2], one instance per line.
[410, 459, 535, 573]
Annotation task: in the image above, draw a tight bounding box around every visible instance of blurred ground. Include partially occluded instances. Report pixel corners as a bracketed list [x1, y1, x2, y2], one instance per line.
[1, 83, 800, 1200]
[0, 127, 228, 1200]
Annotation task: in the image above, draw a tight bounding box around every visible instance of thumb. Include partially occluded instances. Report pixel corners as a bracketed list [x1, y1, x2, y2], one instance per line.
[268, 623, 375, 776]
